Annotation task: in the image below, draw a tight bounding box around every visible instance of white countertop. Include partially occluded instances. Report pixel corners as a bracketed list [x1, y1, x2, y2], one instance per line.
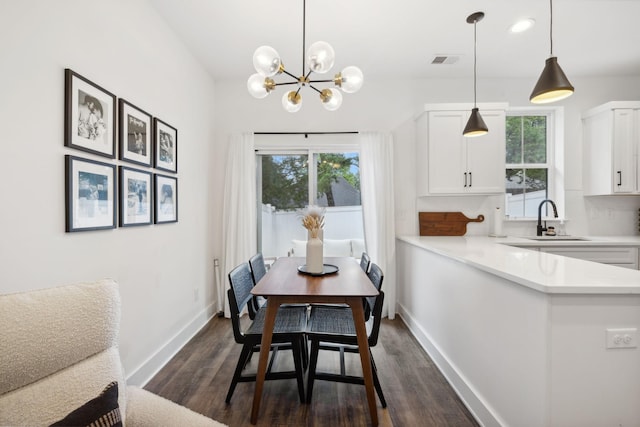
[397, 235, 640, 295]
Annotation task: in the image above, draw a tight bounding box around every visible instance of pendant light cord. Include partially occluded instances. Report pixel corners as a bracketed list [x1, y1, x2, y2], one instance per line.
[473, 18, 478, 108]
[549, 0, 554, 56]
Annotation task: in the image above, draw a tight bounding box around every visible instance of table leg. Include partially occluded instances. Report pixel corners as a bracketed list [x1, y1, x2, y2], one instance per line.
[250, 296, 280, 424]
[348, 297, 379, 426]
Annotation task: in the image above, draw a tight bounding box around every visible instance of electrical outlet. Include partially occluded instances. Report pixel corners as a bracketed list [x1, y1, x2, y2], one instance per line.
[606, 328, 637, 349]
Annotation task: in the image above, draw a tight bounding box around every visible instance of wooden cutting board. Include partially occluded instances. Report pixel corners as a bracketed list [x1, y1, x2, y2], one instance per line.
[419, 212, 485, 236]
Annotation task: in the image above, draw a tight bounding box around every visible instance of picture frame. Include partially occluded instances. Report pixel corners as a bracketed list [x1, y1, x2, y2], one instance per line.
[154, 173, 178, 224]
[119, 99, 152, 167]
[119, 166, 152, 227]
[153, 118, 178, 173]
[65, 155, 116, 232]
[64, 69, 116, 158]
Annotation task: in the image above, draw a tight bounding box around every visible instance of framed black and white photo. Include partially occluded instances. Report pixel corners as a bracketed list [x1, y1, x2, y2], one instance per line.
[65, 155, 116, 232]
[64, 69, 116, 158]
[154, 173, 178, 224]
[119, 166, 152, 227]
[153, 118, 178, 173]
[119, 99, 152, 166]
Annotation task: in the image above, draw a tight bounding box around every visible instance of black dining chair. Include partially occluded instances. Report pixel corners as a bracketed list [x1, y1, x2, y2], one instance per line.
[248, 252, 268, 318]
[305, 263, 386, 407]
[248, 252, 309, 368]
[360, 251, 371, 273]
[226, 262, 308, 404]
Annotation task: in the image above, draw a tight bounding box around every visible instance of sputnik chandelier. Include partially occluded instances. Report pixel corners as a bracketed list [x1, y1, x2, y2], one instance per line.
[247, 0, 363, 112]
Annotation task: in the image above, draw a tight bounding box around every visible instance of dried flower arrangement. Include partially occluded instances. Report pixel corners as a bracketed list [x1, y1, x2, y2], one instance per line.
[299, 205, 325, 239]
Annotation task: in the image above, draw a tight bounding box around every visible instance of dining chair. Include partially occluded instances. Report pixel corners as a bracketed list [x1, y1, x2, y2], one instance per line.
[226, 262, 308, 404]
[248, 252, 309, 368]
[360, 251, 371, 273]
[247, 252, 268, 318]
[305, 263, 387, 407]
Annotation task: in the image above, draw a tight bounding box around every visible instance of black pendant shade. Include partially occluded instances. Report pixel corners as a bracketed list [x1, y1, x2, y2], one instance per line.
[530, 0, 574, 104]
[463, 108, 489, 137]
[529, 56, 574, 103]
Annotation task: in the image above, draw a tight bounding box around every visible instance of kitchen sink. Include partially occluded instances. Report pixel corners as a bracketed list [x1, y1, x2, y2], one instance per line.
[525, 236, 590, 241]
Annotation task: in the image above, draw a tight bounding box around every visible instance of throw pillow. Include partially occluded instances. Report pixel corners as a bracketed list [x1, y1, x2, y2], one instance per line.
[50, 381, 122, 427]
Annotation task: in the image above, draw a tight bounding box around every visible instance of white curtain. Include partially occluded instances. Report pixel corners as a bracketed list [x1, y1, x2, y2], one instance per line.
[359, 132, 396, 319]
[221, 133, 257, 317]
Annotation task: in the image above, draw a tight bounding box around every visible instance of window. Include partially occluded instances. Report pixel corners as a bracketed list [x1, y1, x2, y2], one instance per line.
[505, 109, 561, 219]
[255, 137, 363, 258]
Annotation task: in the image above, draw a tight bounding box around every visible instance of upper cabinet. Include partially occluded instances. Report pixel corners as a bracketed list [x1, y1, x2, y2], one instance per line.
[582, 101, 640, 195]
[416, 103, 507, 196]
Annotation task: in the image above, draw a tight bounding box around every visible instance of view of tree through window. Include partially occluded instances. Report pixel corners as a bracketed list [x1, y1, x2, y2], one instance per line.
[260, 153, 360, 209]
[261, 155, 308, 210]
[316, 153, 360, 207]
[505, 115, 549, 217]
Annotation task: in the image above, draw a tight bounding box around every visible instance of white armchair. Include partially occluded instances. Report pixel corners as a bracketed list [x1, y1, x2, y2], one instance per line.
[0, 279, 225, 427]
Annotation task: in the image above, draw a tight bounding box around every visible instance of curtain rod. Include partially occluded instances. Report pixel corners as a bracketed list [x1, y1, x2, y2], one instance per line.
[254, 131, 359, 138]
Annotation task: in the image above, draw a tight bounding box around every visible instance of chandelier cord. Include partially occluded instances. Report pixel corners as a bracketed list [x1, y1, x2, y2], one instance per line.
[302, 0, 306, 76]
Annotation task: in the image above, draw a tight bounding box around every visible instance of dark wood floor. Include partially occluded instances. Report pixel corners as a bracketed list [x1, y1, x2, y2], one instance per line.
[145, 314, 479, 427]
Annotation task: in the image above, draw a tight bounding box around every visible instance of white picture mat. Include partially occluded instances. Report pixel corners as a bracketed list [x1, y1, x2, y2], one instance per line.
[121, 102, 151, 165]
[71, 159, 115, 229]
[70, 76, 114, 155]
[122, 168, 151, 225]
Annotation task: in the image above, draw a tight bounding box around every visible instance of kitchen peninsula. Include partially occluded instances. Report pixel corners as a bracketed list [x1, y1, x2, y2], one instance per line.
[396, 235, 640, 427]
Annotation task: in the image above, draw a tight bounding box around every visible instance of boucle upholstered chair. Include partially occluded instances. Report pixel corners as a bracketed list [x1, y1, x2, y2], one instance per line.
[0, 279, 225, 426]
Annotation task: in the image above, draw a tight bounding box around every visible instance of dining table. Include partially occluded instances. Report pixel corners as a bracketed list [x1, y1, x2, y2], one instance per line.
[250, 256, 380, 426]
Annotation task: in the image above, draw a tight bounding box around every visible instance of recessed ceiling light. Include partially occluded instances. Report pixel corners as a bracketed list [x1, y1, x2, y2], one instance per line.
[510, 18, 535, 33]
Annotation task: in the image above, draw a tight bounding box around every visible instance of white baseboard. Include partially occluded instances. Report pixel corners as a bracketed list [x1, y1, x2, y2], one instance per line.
[396, 302, 504, 427]
[126, 302, 218, 387]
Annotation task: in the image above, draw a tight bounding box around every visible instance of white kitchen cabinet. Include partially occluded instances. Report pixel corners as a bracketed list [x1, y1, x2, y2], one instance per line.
[539, 247, 639, 270]
[582, 101, 640, 195]
[416, 103, 507, 196]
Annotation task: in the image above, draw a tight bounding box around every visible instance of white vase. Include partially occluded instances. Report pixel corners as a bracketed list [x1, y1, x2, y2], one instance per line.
[306, 236, 324, 273]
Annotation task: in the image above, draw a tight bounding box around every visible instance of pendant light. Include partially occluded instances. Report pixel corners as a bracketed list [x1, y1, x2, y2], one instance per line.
[530, 0, 574, 103]
[463, 12, 488, 137]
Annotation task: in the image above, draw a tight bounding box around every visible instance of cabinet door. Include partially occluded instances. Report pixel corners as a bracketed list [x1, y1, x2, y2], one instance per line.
[465, 110, 506, 194]
[427, 111, 466, 194]
[612, 109, 636, 193]
[540, 247, 638, 269]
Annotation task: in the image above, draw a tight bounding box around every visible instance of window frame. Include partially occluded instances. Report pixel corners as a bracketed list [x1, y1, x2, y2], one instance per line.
[254, 133, 362, 255]
[505, 107, 565, 220]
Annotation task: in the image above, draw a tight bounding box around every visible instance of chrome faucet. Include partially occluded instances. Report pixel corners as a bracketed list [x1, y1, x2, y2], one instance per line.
[537, 199, 558, 236]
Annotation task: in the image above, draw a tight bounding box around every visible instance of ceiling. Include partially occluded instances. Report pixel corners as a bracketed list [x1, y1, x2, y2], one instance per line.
[148, 0, 640, 82]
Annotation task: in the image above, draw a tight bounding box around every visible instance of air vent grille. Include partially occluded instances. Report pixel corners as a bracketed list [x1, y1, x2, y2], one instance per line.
[431, 55, 460, 65]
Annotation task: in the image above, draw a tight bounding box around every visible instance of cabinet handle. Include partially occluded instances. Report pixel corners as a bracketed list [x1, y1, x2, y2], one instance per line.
[464, 172, 467, 187]
[617, 171, 622, 186]
[469, 171, 472, 187]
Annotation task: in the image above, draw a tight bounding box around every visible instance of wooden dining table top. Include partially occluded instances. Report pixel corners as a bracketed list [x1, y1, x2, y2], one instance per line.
[251, 256, 379, 298]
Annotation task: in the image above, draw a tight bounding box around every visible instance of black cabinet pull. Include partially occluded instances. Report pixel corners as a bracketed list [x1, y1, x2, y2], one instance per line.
[617, 171, 622, 186]
[469, 172, 472, 187]
[463, 172, 467, 187]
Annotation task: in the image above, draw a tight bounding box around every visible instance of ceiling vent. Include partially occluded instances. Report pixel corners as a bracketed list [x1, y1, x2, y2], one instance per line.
[431, 55, 460, 65]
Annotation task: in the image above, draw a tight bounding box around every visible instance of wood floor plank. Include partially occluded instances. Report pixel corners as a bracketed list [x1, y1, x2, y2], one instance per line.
[144, 315, 479, 427]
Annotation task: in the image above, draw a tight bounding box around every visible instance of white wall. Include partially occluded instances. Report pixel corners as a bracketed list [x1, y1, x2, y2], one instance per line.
[214, 75, 640, 238]
[0, 0, 221, 385]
